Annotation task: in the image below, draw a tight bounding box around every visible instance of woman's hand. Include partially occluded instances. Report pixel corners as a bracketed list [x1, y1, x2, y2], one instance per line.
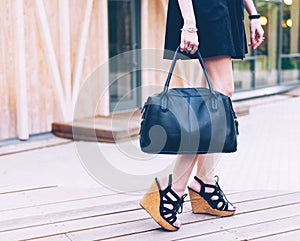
[248, 19, 264, 50]
[180, 28, 199, 55]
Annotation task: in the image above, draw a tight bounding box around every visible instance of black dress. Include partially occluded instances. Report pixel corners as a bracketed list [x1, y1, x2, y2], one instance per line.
[163, 0, 248, 60]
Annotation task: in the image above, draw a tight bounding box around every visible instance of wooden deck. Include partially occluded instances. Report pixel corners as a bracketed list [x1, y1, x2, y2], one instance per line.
[1, 185, 300, 241]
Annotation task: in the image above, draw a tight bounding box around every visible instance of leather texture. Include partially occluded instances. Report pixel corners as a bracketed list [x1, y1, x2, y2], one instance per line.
[139, 47, 239, 154]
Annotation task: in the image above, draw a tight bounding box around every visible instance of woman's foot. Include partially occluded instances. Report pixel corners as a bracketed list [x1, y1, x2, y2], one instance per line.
[188, 176, 236, 216]
[140, 175, 187, 231]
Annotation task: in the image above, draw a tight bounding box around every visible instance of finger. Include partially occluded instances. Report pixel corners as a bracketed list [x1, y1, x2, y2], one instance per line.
[253, 32, 264, 49]
[254, 39, 263, 49]
[180, 41, 185, 52]
[185, 41, 191, 53]
[248, 38, 256, 47]
[181, 39, 188, 52]
[190, 48, 197, 55]
[190, 43, 199, 55]
[250, 30, 256, 44]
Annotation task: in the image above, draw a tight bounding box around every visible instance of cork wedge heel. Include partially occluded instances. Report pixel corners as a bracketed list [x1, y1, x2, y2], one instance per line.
[140, 174, 187, 231]
[188, 176, 235, 217]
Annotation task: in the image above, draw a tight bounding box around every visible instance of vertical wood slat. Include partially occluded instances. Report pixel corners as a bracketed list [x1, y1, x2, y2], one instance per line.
[71, 0, 94, 108]
[14, 0, 29, 140]
[59, 0, 72, 121]
[96, 0, 110, 116]
[34, 0, 67, 121]
[141, 0, 151, 102]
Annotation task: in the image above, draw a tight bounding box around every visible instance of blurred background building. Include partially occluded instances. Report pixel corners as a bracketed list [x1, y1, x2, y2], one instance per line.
[0, 0, 299, 142]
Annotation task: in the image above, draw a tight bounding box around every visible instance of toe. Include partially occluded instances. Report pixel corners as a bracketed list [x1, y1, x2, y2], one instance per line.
[228, 204, 236, 211]
[173, 219, 182, 228]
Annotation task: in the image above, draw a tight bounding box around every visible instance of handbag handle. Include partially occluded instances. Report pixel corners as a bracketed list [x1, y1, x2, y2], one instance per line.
[163, 46, 216, 96]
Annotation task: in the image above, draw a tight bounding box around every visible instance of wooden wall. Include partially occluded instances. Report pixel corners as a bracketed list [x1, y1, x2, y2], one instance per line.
[0, 0, 109, 140]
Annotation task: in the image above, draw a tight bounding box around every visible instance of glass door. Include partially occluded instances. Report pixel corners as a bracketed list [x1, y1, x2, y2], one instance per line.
[108, 0, 141, 112]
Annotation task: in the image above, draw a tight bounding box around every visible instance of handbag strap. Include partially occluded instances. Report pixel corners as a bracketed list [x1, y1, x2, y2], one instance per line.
[163, 46, 216, 95]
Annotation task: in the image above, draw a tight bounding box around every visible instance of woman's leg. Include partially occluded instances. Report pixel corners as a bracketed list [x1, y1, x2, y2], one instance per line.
[171, 154, 198, 196]
[189, 56, 235, 210]
[156, 154, 197, 228]
[203, 56, 235, 98]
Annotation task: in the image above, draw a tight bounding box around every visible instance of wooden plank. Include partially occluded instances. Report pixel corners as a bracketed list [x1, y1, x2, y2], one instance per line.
[252, 229, 300, 241]
[179, 215, 300, 241]
[173, 231, 240, 241]
[71, 0, 94, 108]
[112, 202, 300, 241]
[0, 191, 141, 224]
[229, 215, 300, 241]
[13, 0, 29, 140]
[27, 234, 72, 241]
[34, 0, 66, 121]
[0, 137, 71, 157]
[0, 185, 57, 195]
[0, 186, 118, 212]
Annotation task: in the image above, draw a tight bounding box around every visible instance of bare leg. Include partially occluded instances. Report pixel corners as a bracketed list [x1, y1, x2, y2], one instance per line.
[172, 154, 198, 196]
[195, 154, 216, 184]
[189, 56, 235, 210]
[203, 56, 235, 98]
[188, 154, 217, 193]
[157, 154, 197, 228]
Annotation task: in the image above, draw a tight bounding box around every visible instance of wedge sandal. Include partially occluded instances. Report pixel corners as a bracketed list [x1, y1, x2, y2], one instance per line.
[140, 174, 187, 231]
[188, 175, 236, 217]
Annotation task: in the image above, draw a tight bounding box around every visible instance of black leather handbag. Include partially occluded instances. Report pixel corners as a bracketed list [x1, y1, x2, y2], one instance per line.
[139, 46, 239, 154]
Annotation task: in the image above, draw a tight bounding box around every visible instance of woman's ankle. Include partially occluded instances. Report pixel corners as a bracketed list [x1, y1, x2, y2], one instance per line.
[189, 179, 201, 193]
[200, 176, 215, 185]
[194, 174, 215, 185]
[171, 184, 186, 198]
[189, 176, 216, 193]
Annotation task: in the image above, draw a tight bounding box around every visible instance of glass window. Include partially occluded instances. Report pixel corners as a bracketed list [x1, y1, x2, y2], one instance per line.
[281, 0, 300, 83]
[233, 1, 281, 90]
[255, 1, 280, 87]
[233, 0, 300, 91]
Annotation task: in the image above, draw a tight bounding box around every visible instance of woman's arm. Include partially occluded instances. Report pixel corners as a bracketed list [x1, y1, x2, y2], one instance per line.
[244, 0, 264, 50]
[177, 0, 199, 54]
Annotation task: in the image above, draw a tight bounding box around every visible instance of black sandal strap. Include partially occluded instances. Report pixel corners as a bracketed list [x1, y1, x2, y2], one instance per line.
[194, 175, 233, 211]
[214, 176, 234, 209]
[155, 174, 172, 191]
[157, 175, 187, 226]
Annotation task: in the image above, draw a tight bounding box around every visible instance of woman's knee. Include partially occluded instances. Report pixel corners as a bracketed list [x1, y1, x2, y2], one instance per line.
[204, 56, 234, 97]
[213, 80, 234, 97]
[222, 86, 234, 97]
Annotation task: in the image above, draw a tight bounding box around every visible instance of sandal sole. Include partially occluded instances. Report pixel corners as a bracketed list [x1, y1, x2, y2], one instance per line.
[188, 188, 235, 217]
[140, 181, 179, 231]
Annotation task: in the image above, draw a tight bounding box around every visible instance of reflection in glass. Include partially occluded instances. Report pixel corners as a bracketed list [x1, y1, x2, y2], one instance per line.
[108, 0, 140, 111]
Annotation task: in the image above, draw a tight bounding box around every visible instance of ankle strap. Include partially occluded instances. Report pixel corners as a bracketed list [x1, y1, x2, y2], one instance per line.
[155, 174, 173, 191]
[194, 176, 216, 189]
